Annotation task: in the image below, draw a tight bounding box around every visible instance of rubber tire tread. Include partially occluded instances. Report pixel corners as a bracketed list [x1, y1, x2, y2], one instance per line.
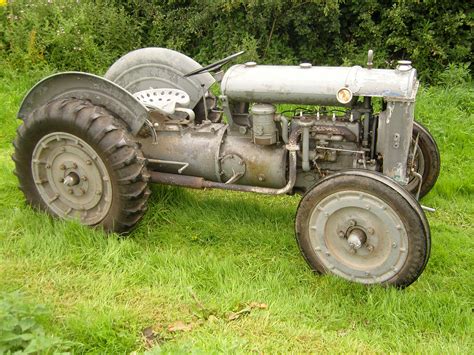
[12, 98, 151, 234]
[407, 121, 441, 198]
[295, 171, 430, 288]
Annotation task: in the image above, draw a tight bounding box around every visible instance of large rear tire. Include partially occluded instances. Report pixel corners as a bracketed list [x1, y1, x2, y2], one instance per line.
[295, 170, 430, 288]
[13, 99, 150, 233]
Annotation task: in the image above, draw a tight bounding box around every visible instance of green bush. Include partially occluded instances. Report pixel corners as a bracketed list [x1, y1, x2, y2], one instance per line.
[0, 0, 472, 82]
[0, 0, 141, 73]
[0, 291, 71, 353]
[437, 63, 472, 87]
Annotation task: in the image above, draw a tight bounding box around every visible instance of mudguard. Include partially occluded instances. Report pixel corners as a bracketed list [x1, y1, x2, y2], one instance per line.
[17, 72, 149, 135]
[105, 47, 215, 109]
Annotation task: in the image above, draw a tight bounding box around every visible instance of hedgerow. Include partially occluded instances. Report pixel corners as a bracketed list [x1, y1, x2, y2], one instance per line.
[0, 0, 472, 83]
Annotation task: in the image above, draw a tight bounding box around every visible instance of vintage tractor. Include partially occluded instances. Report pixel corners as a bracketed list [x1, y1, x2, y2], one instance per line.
[13, 48, 440, 287]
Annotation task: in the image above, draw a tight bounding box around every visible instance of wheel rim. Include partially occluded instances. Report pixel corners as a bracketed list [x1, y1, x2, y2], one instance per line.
[308, 190, 409, 284]
[31, 132, 112, 225]
[406, 137, 426, 190]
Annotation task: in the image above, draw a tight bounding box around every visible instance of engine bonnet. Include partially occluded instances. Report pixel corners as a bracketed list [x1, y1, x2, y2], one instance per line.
[221, 62, 418, 106]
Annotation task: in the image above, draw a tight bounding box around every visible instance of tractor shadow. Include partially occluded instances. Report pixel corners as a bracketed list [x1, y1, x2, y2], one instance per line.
[139, 184, 300, 252]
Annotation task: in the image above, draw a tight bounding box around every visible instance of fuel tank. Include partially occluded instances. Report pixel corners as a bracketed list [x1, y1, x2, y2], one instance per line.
[221, 62, 417, 105]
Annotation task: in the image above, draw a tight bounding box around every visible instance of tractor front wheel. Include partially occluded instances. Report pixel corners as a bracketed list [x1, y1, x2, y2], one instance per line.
[295, 170, 430, 288]
[406, 121, 441, 198]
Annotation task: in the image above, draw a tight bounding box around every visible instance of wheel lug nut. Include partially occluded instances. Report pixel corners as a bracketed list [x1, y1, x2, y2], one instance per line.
[86, 160, 92, 165]
[68, 188, 73, 194]
[349, 219, 356, 226]
[349, 248, 356, 254]
[367, 227, 375, 235]
[392, 242, 397, 248]
[81, 176, 88, 181]
[72, 163, 78, 169]
[338, 231, 345, 238]
[59, 164, 66, 170]
[367, 244, 374, 252]
[79, 188, 85, 195]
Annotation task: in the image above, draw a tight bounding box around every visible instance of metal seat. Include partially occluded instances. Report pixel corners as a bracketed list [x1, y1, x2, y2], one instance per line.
[133, 88, 195, 122]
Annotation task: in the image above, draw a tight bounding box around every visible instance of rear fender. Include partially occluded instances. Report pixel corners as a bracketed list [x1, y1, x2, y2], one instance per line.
[17, 72, 149, 135]
[104, 47, 215, 109]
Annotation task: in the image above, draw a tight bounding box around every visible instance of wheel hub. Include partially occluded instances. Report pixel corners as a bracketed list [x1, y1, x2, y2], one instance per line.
[308, 190, 409, 284]
[31, 132, 113, 225]
[63, 172, 80, 186]
[346, 228, 367, 250]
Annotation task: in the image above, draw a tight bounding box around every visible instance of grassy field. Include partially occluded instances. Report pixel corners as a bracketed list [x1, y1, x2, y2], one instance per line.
[0, 68, 473, 353]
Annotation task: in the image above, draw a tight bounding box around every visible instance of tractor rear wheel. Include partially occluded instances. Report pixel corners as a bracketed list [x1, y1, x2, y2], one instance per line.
[13, 98, 150, 233]
[295, 170, 430, 288]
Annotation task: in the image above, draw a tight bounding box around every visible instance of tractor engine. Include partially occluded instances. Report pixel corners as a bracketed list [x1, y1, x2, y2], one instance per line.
[217, 59, 418, 191]
[131, 57, 418, 194]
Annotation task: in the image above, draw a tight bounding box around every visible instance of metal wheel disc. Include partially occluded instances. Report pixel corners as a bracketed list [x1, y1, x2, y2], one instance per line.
[31, 132, 112, 225]
[308, 190, 409, 284]
[406, 138, 426, 190]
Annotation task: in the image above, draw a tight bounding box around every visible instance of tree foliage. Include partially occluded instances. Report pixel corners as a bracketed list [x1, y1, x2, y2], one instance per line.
[0, 0, 472, 83]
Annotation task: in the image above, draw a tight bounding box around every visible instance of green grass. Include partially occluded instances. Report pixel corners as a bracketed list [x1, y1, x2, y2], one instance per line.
[0, 68, 473, 353]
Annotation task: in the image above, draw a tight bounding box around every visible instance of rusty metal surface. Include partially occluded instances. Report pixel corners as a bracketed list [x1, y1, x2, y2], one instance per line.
[220, 136, 287, 188]
[377, 101, 415, 184]
[150, 151, 297, 195]
[142, 120, 288, 188]
[311, 124, 357, 142]
[149, 171, 206, 189]
[141, 123, 226, 181]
